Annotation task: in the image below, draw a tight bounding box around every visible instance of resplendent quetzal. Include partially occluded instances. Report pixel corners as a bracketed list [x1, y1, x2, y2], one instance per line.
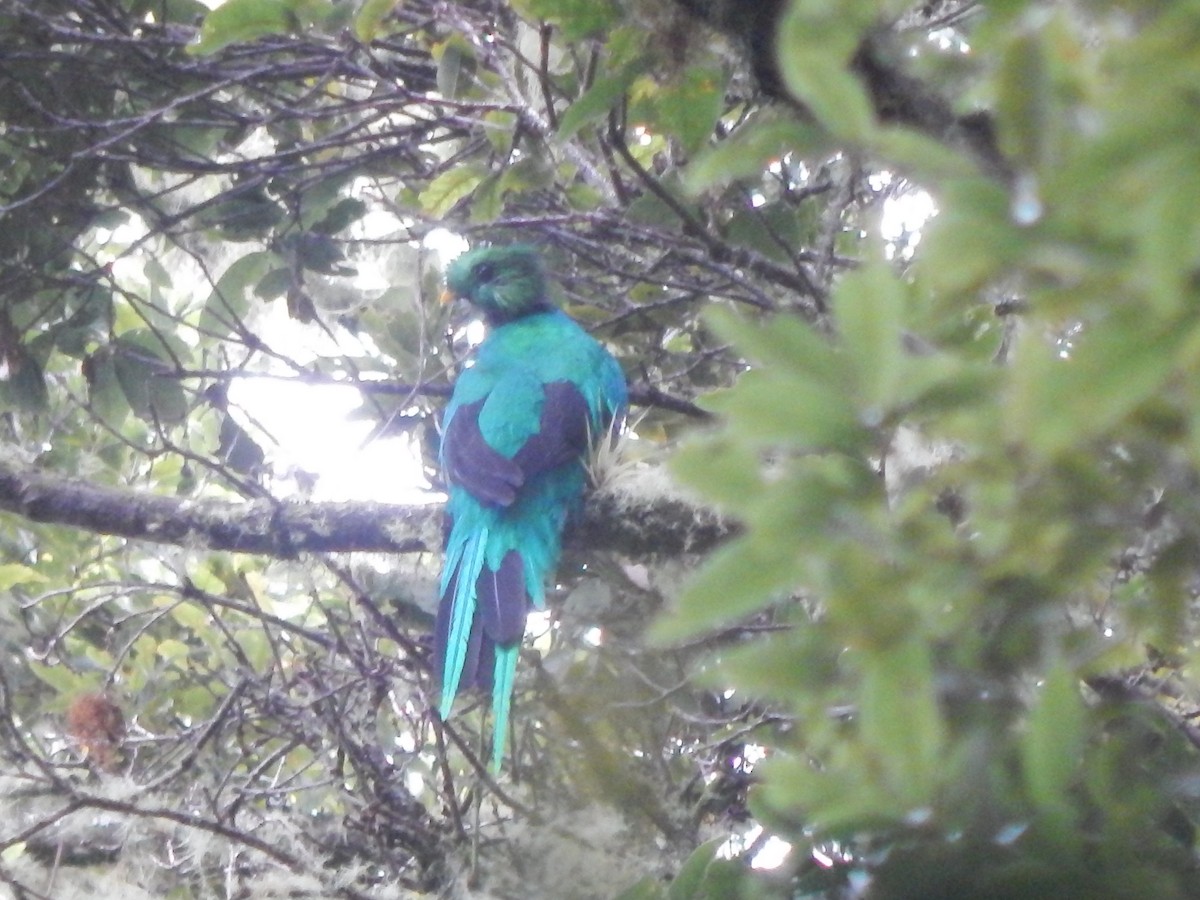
[434, 245, 627, 769]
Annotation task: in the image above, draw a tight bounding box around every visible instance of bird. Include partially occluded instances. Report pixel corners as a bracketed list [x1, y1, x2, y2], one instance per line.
[434, 244, 627, 771]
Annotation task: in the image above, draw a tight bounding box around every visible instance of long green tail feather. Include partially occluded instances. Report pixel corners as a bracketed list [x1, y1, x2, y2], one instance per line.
[490, 643, 520, 772]
[439, 527, 489, 719]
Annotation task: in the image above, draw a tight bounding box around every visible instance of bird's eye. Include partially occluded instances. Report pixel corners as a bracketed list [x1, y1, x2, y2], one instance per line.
[474, 262, 496, 282]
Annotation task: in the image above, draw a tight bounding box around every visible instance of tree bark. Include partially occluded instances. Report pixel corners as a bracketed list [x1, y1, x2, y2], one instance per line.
[0, 457, 732, 559]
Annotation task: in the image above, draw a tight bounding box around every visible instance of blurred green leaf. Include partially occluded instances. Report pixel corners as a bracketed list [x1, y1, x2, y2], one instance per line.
[651, 68, 724, 156]
[671, 436, 762, 509]
[705, 306, 840, 385]
[1021, 662, 1084, 825]
[190, 0, 291, 55]
[686, 112, 826, 194]
[869, 127, 977, 182]
[190, 0, 334, 54]
[615, 876, 667, 900]
[0, 563, 47, 590]
[858, 641, 944, 806]
[510, 0, 618, 40]
[919, 177, 1025, 293]
[700, 367, 863, 450]
[667, 838, 727, 900]
[418, 165, 486, 218]
[218, 414, 266, 474]
[112, 330, 189, 424]
[831, 263, 905, 413]
[354, 0, 399, 41]
[199, 251, 272, 339]
[312, 197, 367, 235]
[435, 38, 476, 99]
[1007, 314, 1180, 459]
[0, 354, 48, 414]
[995, 31, 1049, 168]
[775, 3, 874, 142]
[84, 349, 130, 428]
[558, 57, 649, 141]
[652, 536, 796, 643]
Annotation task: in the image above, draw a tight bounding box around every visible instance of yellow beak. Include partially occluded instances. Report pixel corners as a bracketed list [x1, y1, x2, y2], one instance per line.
[439, 288, 457, 306]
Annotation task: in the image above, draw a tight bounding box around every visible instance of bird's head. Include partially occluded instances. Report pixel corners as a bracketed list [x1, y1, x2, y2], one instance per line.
[441, 245, 554, 326]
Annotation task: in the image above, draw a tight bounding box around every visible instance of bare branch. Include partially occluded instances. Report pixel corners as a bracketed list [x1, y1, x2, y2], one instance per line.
[0, 456, 732, 559]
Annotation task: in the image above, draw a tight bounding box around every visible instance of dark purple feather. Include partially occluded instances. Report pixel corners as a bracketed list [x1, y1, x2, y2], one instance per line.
[476, 550, 527, 645]
[511, 381, 591, 477]
[443, 399, 525, 507]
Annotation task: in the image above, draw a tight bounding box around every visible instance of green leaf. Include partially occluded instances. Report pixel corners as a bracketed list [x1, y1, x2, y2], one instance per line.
[144, 255, 174, 289]
[614, 876, 667, 900]
[758, 752, 892, 832]
[652, 535, 797, 643]
[157, 638, 192, 662]
[218, 414, 266, 474]
[687, 111, 828, 194]
[1, 842, 25, 865]
[995, 31, 1050, 168]
[196, 189, 283, 239]
[84, 350, 130, 428]
[434, 38, 476, 99]
[1022, 662, 1084, 821]
[28, 662, 100, 696]
[775, 5, 875, 143]
[1136, 153, 1200, 317]
[783, 55, 874, 141]
[919, 177, 1025, 293]
[652, 68, 725, 156]
[724, 204, 815, 263]
[311, 197, 367, 235]
[293, 232, 345, 274]
[694, 859, 744, 900]
[831, 262, 905, 412]
[668, 838, 725, 900]
[0, 563, 48, 591]
[254, 267, 293, 300]
[671, 436, 762, 509]
[870, 126, 977, 183]
[189, 0, 291, 55]
[354, 0, 399, 42]
[1007, 314, 1179, 459]
[199, 251, 272, 339]
[480, 109, 519, 153]
[510, 0, 618, 41]
[703, 369, 862, 450]
[418, 165, 486, 218]
[112, 331, 189, 424]
[558, 57, 649, 141]
[858, 642, 944, 805]
[0, 355, 48, 414]
[700, 309, 865, 450]
[722, 628, 840, 701]
[705, 306, 840, 386]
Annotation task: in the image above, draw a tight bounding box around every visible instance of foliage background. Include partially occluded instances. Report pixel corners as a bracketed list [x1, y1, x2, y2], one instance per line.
[3, 0, 1200, 897]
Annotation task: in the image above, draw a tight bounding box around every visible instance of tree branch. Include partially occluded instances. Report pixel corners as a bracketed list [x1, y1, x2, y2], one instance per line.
[0, 457, 732, 559]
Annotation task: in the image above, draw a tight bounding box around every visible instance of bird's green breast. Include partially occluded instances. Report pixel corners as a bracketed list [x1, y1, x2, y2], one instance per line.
[449, 310, 618, 449]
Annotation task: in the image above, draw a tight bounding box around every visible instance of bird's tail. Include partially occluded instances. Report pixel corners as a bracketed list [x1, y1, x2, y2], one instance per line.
[437, 526, 489, 719]
[490, 644, 520, 771]
[435, 524, 529, 769]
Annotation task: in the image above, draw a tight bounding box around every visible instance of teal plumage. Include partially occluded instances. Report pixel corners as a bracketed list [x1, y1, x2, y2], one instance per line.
[434, 245, 627, 770]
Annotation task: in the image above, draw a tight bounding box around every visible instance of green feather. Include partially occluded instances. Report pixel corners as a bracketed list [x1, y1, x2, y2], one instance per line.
[490, 644, 520, 772]
[434, 245, 627, 772]
[439, 527, 488, 719]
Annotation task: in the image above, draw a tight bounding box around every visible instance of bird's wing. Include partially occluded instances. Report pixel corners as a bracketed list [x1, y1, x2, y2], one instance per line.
[442, 398, 525, 507]
[509, 380, 593, 476]
[444, 365, 597, 507]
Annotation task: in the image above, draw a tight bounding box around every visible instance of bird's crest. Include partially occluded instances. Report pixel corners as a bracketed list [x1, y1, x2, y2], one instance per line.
[443, 244, 553, 325]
